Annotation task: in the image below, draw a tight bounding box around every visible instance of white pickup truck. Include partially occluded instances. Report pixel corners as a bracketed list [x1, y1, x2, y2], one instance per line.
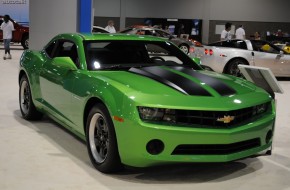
[193, 39, 290, 77]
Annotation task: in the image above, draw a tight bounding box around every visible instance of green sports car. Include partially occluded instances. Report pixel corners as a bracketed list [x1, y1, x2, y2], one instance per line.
[19, 33, 275, 173]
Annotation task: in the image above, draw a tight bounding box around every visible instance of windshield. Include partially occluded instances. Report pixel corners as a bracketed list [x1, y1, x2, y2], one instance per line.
[84, 40, 201, 71]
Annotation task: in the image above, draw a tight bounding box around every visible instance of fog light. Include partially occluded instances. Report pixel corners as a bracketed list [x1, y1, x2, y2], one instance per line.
[146, 139, 164, 155]
[266, 130, 273, 144]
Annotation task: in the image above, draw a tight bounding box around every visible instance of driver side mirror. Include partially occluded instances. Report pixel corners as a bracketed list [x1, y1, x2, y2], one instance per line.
[52, 57, 78, 71]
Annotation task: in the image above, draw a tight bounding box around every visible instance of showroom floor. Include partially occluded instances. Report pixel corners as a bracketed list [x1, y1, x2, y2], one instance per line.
[0, 46, 290, 190]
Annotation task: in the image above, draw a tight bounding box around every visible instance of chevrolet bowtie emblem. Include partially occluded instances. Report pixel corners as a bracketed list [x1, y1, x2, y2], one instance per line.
[217, 115, 235, 123]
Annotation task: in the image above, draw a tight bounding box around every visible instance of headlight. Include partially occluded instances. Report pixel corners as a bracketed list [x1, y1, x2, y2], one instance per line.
[252, 103, 269, 116]
[138, 107, 176, 123]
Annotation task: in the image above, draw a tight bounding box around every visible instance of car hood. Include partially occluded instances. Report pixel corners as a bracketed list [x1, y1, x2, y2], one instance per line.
[91, 66, 271, 109]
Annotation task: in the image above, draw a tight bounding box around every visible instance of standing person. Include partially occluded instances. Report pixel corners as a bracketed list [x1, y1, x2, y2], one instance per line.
[254, 32, 261, 40]
[220, 22, 232, 41]
[1, 15, 14, 60]
[177, 24, 185, 37]
[235, 25, 246, 40]
[104, 20, 116, 33]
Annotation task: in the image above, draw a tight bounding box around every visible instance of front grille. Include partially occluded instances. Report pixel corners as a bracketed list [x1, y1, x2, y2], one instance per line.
[174, 102, 271, 128]
[172, 138, 261, 155]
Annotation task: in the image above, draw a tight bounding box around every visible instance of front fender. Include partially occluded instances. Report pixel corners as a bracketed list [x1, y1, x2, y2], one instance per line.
[19, 50, 44, 105]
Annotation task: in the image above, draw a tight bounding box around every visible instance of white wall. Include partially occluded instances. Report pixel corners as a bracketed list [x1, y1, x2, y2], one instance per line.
[94, 0, 290, 22]
[208, 0, 290, 22]
[93, 0, 290, 43]
[30, 0, 78, 50]
[93, 0, 120, 17]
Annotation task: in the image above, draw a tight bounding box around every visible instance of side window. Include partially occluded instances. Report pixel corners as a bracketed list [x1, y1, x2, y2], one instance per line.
[44, 41, 57, 58]
[54, 41, 80, 68]
[208, 42, 222, 47]
[234, 41, 247, 50]
[221, 41, 234, 48]
[145, 30, 154, 36]
[156, 30, 170, 38]
[136, 30, 145, 35]
[147, 44, 182, 64]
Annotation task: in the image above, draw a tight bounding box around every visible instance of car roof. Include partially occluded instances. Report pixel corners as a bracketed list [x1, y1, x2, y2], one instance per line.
[57, 33, 166, 42]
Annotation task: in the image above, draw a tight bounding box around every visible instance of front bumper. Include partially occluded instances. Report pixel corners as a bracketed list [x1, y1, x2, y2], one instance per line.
[114, 113, 275, 167]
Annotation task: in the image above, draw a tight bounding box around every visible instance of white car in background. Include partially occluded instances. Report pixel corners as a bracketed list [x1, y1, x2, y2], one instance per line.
[92, 26, 109, 33]
[195, 39, 290, 77]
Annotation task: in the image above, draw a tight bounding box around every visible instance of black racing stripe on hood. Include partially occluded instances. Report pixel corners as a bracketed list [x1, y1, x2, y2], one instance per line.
[129, 66, 211, 96]
[171, 66, 236, 96]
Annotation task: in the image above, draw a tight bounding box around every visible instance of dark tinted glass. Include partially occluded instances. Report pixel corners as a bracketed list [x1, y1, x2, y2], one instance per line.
[83, 40, 201, 71]
[45, 41, 56, 58]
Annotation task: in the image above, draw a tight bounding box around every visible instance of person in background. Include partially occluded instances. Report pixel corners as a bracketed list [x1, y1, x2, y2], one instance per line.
[276, 29, 283, 37]
[221, 22, 232, 41]
[0, 15, 14, 60]
[254, 32, 261, 40]
[235, 25, 246, 39]
[177, 24, 185, 37]
[104, 20, 116, 33]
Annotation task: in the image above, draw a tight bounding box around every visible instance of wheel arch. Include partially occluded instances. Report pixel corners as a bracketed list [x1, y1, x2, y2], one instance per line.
[223, 57, 249, 73]
[83, 97, 106, 135]
[178, 43, 189, 49]
[18, 70, 27, 85]
[21, 33, 29, 49]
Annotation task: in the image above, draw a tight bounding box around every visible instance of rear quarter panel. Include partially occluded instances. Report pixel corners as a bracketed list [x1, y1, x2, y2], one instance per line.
[199, 46, 253, 73]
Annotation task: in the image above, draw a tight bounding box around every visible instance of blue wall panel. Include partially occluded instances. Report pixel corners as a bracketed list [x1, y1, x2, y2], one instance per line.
[80, 0, 92, 33]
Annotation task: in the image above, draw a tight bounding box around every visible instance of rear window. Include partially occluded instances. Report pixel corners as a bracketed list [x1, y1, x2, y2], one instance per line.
[208, 40, 247, 50]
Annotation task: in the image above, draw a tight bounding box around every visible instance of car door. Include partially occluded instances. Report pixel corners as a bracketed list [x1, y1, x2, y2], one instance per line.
[39, 39, 80, 125]
[251, 40, 290, 76]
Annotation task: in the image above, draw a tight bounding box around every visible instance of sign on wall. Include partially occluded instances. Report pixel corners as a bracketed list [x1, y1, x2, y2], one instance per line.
[0, 0, 29, 23]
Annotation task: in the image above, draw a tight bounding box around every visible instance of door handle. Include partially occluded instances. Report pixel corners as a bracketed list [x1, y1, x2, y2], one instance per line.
[251, 52, 255, 56]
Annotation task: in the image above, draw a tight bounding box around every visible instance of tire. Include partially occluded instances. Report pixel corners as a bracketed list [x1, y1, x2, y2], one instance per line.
[179, 44, 189, 54]
[86, 103, 122, 173]
[19, 75, 43, 120]
[21, 35, 29, 49]
[225, 59, 247, 77]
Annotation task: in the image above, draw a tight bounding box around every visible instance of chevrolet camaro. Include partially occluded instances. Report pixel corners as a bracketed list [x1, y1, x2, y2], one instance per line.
[19, 33, 275, 173]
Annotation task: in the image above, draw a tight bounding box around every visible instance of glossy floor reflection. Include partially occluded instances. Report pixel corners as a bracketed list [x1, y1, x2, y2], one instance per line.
[0, 47, 290, 190]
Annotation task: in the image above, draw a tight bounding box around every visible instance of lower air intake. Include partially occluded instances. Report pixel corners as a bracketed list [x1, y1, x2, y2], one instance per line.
[172, 138, 261, 155]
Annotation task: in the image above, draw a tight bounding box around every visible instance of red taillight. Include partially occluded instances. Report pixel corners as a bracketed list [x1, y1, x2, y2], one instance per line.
[204, 49, 213, 55]
[189, 47, 195, 53]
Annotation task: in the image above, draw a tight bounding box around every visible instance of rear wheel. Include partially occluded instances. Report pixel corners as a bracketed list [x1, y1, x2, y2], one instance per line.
[226, 59, 247, 77]
[179, 44, 189, 54]
[86, 103, 122, 173]
[21, 35, 29, 49]
[19, 75, 43, 120]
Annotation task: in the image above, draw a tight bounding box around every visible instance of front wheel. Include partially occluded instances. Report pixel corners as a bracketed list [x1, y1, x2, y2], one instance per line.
[86, 103, 122, 173]
[19, 75, 43, 120]
[226, 59, 247, 77]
